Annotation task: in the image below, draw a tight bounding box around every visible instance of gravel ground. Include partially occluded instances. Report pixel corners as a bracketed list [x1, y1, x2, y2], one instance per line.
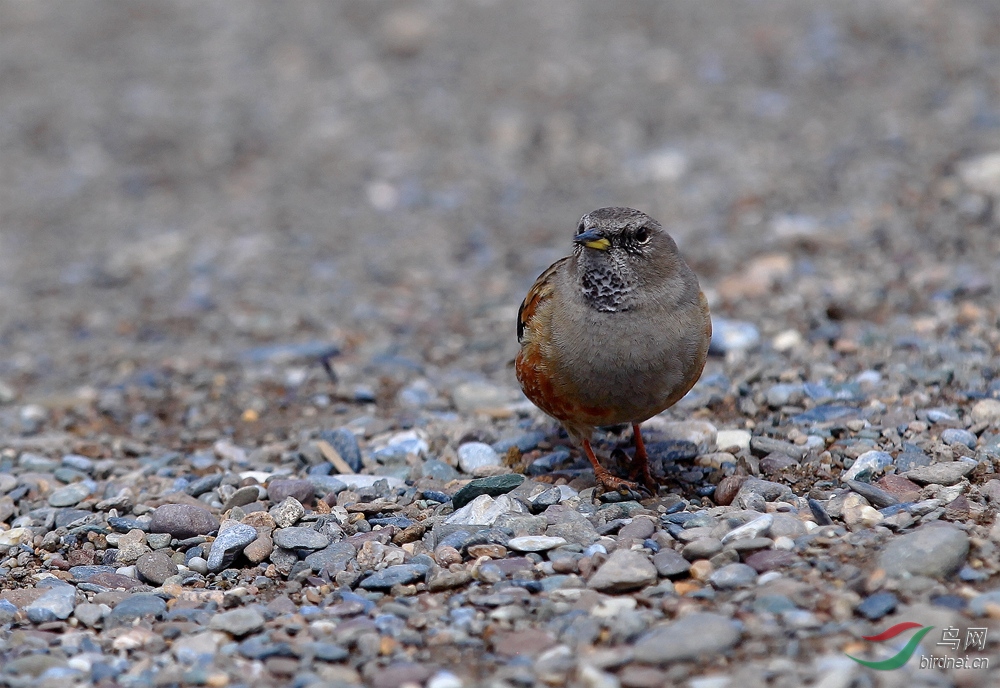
[3, 2, 1000, 687]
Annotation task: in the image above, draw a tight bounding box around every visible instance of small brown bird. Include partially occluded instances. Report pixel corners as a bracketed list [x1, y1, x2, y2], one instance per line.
[515, 207, 712, 493]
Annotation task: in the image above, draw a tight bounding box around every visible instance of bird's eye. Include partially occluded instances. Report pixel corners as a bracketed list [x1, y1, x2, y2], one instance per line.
[635, 226, 650, 243]
[577, 221, 586, 234]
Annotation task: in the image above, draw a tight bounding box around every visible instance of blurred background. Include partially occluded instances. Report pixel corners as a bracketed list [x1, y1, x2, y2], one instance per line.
[1, 0, 999, 400]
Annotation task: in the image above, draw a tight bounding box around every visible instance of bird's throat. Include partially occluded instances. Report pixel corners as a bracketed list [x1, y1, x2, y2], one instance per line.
[579, 263, 634, 312]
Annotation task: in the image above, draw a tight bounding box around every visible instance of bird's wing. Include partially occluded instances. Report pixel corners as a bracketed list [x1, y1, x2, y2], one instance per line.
[517, 256, 569, 344]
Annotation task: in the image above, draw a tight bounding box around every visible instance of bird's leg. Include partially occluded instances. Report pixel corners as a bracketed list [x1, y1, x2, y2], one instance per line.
[582, 438, 643, 495]
[630, 423, 659, 493]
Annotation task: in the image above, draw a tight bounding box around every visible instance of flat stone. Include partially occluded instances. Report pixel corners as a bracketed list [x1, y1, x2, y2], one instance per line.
[633, 613, 741, 663]
[457, 442, 501, 474]
[842, 451, 894, 481]
[272, 526, 330, 550]
[733, 479, 793, 511]
[74, 602, 109, 627]
[507, 535, 567, 552]
[266, 479, 315, 505]
[106, 593, 167, 624]
[721, 514, 773, 543]
[618, 518, 656, 541]
[878, 523, 969, 578]
[445, 493, 524, 526]
[652, 549, 690, 578]
[971, 399, 1000, 425]
[209, 606, 266, 636]
[905, 462, 976, 486]
[206, 523, 258, 572]
[750, 437, 806, 460]
[941, 428, 977, 450]
[895, 451, 933, 472]
[587, 549, 658, 592]
[222, 485, 260, 511]
[682, 537, 723, 561]
[305, 542, 357, 574]
[358, 564, 428, 590]
[48, 481, 94, 507]
[715, 429, 752, 452]
[709, 563, 758, 589]
[318, 428, 364, 472]
[149, 504, 220, 538]
[452, 474, 525, 509]
[25, 583, 76, 623]
[845, 479, 899, 508]
[856, 592, 897, 620]
[490, 628, 556, 658]
[135, 551, 178, 586]
[744, 549, 798, 572]
[878, 474, 922, 502]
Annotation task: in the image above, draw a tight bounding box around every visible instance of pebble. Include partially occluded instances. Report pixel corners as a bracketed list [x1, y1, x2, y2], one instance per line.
[708, 563, 758, 589]
[682, 537, 723, 560]
[135, 551, 178, 585]
[841, 450, 894, 481]
[844, 479, 898, 508]
[25, 582, 76, 623]
[715, 429, 752, 452]
[209, 607, 266, 636]
[358, 564, 429, 590]
[319, 428, 364, 472]
[905, 461, 976, 486]
[856, 592, 898, 620]
[107, 593, 167, 624]
[941, 428, 977, 449]
[633, 613, 741, 663]
[149, 504, 220, 538]
[721, 514, 773, 543]
[48, 480, 95, 507]
[971, 399, 1000, 425]
[878, 524, 969, 578]
[271, 496, 305, 528]
[206, 523, 258, 572]
[451, 474, 524, 509]
[507, 535, 567, 552]
[272, 526, 330, 550]
[652, 549, 690, 578]
[587, 549, 658, 592]
[265, 479, 315, 505]
[116, 529, 151, 563]
[457, 442, 502, 473]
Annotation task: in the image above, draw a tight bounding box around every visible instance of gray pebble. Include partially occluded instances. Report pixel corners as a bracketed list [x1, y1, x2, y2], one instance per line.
[844, 479, 899, 508]
[25, 582, 76, 623]
[136, 551, 178, 586]
[452, 474, 524, 509]
[73, 602, 109, 627]
[48, 480, 95, 507]
[682, 537, 724, 560]
[652, 549, 690, 578]
[842, 450, 894, 481]
[272, 526, 330, 550]
[266, 479, 314, 504]
[941, 428, 977, 450]
[587, 549, 657, 592]
[319, 428, 363, 472]
[207, 523, 258, 572]
[107, 593, 167, 624]
[878, 523, 969, 578]
[222, 485, 260, 511]
[905, 461, 976, 486]
[271, 496, 305, 528]
[856, 592, 897, 620]
[209, 606, 266, 636]
[709, 563, 758, 589]
[359, 564, 429, 590]
[633, 612, 741, 663]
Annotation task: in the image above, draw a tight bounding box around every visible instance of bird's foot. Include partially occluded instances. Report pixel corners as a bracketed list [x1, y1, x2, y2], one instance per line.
[592, 462, 651, 502]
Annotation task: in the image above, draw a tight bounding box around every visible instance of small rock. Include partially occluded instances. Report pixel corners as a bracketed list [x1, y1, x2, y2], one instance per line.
[445, 494, 524, 526]
[272, 526, 330, 550]
[135, 551, 178, 586]
[633, 613, 741, 663]
[25, 583, 76, 623]
[318, 428, 363, 472]
[116, 529, 151, 564]
[452, 474, 524, 509]
[878, 474, 922, 502]
[206, 523, 258, 572]
[74, 602, 109, 627]
[905, 462, 976, 486]
[209, 607, 266, 636]
[715, 430, 752, 452]
[682, 537, 723, 561]
[845, 479, 899, 508]
[878, 523, 969, 578]
[652, 549, 690, 578]
[709, 563, 758, 589]
[941, 428, 977, 450]
[149, 504, 220, 539]
[759, 453, 798, 477]
[734, 479, 792, 511]
[106, 593, 167, 624]
[271, 496, 305, 528]
[744, 549, 797, 572]
[457, 442, 502, 473]
[842, 451, 894, 481]
[48, 481, 95, 507]
[856, 592, 898, 620]
[266, 479, 315, 505]
[222, 485, 260, 511]
[507, 535, 567, 552]
[721, 514, 773, 543]
[587, 549, 658, 592]
[358, 564, 428, 590]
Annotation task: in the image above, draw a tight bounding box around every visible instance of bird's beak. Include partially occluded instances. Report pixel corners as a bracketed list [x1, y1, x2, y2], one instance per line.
[573, 229, 611, 251]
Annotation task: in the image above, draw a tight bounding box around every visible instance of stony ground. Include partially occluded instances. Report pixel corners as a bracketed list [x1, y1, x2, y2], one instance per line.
[3, 2, 1000, 687]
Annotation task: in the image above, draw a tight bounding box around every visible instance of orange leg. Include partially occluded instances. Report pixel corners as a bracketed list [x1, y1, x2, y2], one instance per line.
[630, 424, 658, 493]
[583, 438, 643, 493]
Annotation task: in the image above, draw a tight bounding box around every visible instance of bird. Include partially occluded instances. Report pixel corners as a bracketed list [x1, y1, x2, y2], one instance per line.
[515, 206, 712, 494]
